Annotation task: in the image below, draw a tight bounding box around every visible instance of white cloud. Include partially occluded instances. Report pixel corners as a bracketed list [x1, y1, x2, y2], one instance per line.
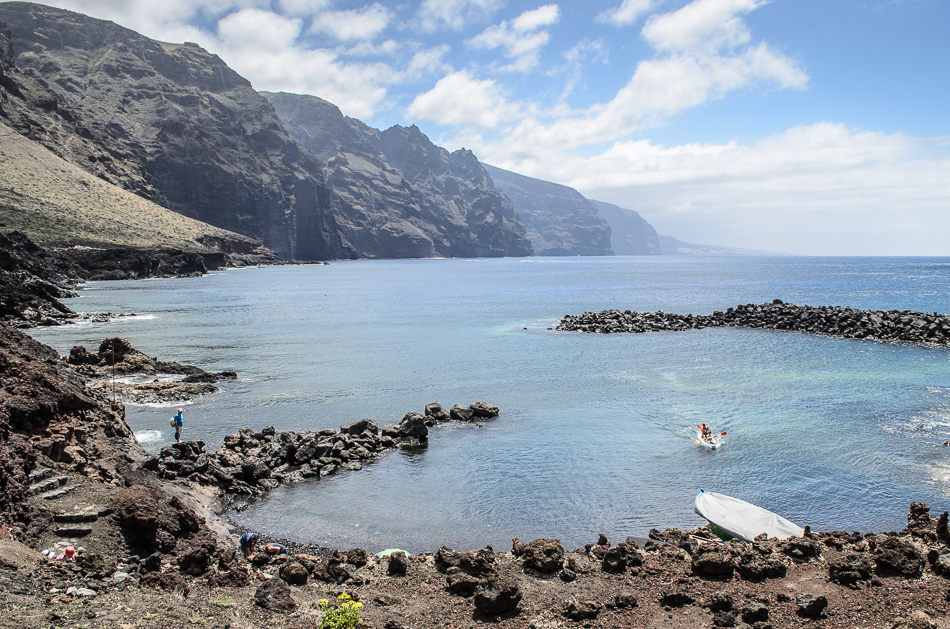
[416, 0, 502, 32]
[560, 124, 950, 255]
[468, 4, 561, 72]
[406, 71, 518, 130]
[277, 0, 330, 16]
[208, 9, 389, 117]
[405, 45, 452, 78]
[596, 0, 656, 27]
[310, 4, 392, 42]
[643, 0, 766, 52]
[512, 4, 561, 31]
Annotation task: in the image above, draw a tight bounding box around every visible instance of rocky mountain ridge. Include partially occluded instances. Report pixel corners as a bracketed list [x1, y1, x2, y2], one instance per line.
[264, 92, 532, 258]
[481, 164, 613, 256]
[0, 2, 347, 261]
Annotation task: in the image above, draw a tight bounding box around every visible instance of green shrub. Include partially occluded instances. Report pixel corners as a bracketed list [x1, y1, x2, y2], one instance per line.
[317, 593, 364, 629]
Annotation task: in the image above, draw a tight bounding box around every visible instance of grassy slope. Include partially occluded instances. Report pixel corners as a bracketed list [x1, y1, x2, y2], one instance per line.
[0, 121, 257, 251]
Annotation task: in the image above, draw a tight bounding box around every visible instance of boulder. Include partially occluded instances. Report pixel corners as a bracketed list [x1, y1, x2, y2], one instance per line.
[737, 553, 787, 580]
[564, 600, 601, 621]
[447, 572, 481, 596]
[425, 403, 451, 422]
[782, 536, 821, 561]
[829, 553, 874, 585]
[602, 544, 628, 573]
[435, 546, 461, 572]
[473, 577, 522, 615]
[691, 546, 735, 578]
[346, 548, 369, 567]
[522, 538, 564, 573]
[177, 547, 211, 576]
[795, 593, 828, 618]
[279, 561, 309, 585]
[469, 401, 499, 418]
[388, 551, 409, 576]
[394, 412, 428, 441]
[254, 578, 297, 613]
[703, 592, 733, 612]
[450, 404, 475, 422]
[459, 546, 496, 578]
[873, 536, 924, 578]
[341, 418, 379, 436]
[740, 601, 769, 624]
[659, 590, 695, 607]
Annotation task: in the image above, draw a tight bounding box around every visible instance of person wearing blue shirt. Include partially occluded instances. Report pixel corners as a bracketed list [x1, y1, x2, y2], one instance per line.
[239, 532, 259, 559]
[172, 408, 184, 442]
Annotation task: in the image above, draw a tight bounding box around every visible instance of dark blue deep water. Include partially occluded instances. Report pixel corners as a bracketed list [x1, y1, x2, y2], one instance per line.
[29, 256, 950, 552]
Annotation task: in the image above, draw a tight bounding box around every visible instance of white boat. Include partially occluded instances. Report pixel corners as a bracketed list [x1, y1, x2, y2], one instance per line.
[695, 429, 722, 449]
[694, 490, 805, 542]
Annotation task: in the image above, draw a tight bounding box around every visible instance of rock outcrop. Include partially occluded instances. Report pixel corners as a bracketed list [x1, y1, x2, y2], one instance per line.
[483, 163, 613, 256]
[558, 300, 950, 348]
[591, 199, 661, 255]
[264, 92, 533, 259]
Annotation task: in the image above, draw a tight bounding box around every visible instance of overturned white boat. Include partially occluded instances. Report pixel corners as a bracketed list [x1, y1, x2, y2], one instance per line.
[694, 490, 805, 542]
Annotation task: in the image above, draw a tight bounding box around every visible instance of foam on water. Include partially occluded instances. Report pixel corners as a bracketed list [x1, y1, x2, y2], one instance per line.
[134, 430, 163, 444]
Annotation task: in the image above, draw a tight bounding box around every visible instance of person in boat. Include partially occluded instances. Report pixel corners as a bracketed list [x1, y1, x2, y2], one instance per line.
[700, 423, 713, 441]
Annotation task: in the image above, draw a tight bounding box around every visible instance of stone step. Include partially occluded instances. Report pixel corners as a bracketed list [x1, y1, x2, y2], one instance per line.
[39, 486, 76, 500]
[53, 510, 100, 524]
[55, 526, 92, 538]
[29, 476, 68, 496]
[28, 467, 55, 483]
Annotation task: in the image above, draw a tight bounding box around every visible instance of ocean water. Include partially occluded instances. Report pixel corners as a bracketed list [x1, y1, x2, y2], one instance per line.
[28, 256, 950, 552]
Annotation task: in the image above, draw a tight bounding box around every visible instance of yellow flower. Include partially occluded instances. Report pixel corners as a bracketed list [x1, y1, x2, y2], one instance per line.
[337, 593, 351, 601]
[352, 602, 364, 611]
[317, 599, 329, 607]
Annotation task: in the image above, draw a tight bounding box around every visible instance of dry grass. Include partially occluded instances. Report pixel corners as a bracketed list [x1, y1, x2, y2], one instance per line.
[0, 121, 253, 251]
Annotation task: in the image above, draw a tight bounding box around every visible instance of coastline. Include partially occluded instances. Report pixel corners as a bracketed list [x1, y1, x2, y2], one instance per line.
[2, 322, 950, 627]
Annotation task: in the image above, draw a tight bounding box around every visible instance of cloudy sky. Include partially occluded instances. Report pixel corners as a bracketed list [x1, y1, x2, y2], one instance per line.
[34, 0, 950, 255]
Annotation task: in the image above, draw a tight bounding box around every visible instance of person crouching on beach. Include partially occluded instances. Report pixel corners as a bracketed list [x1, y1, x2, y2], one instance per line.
[240, 532, 259, 560]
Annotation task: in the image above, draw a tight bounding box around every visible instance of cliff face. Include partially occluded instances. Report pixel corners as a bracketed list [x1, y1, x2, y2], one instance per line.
[264, 92, 533, 258]
[482, 164, 613, 256]
[0, 3, 349, 261]
[590, 200, 661, 255]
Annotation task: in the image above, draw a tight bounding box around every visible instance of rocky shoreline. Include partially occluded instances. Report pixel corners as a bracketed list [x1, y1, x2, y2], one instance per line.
[0, 230, 281, 329]
[3, 324, 950, 628]
[146, 401, 500, 498]
[557, 299, 950, 347]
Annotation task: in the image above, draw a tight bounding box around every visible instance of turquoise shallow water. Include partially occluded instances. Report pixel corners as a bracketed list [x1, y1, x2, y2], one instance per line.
[28, 256, 950, 552]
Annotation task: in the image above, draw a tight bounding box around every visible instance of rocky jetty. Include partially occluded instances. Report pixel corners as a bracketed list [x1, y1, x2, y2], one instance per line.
[144, 402, 501, 497]
[558, 299, 950, 347]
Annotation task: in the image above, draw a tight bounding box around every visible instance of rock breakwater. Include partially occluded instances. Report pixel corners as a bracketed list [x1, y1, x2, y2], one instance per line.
[557, 300, 950, 347]
[144, 401, 501, 497]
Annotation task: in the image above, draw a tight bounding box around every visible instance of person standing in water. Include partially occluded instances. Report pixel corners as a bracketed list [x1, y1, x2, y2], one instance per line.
[172, 408, 184, 442]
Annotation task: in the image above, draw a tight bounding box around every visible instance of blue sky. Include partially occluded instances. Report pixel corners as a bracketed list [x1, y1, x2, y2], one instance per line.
[29, 0, 950, 255]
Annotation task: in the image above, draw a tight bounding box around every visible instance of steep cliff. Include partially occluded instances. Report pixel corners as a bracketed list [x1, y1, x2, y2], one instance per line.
[590, 200, 661, 255]
[0, 3, 349, 261]
[264, 92, 533, 258]
[482, 164, 613, 256]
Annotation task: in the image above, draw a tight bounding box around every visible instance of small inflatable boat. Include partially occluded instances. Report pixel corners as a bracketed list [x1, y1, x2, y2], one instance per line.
[694, 490, 805, 542]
